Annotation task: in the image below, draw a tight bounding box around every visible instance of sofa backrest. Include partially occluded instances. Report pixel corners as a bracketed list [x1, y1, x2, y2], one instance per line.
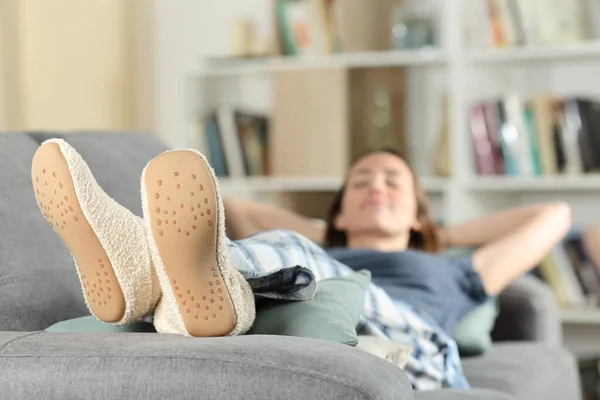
[0, 132, 169, 331]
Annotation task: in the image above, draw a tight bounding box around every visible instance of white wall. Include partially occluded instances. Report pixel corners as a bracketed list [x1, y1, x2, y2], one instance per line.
[152, 0, 271, 147]
[0, 13, 6, 131]
[16, 0, 133, 130]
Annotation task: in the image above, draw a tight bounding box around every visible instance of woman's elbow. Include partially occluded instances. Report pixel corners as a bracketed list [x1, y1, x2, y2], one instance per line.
[542, 201, 572, 238]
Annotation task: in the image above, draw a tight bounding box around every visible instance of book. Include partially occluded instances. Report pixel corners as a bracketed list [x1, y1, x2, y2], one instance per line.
[469, 104, 496, 175]
[531, 96, 559, 175]
[203, 113, 229, 177]
[235, 112, 270, 176]
[577, 99, 600, 172]
[536, 230, 600, 308]
[199, 106, 271, 178]
[482, 102, 505, 174]
[497, 100, 520, 175]
[504, 95, 536, 176]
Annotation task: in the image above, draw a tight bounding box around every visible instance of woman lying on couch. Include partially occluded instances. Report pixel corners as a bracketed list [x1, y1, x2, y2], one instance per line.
[224, 149, 572, 337]
[31, 140, 570, 390]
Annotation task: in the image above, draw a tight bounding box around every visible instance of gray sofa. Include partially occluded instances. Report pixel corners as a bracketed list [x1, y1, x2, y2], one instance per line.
[0, 132, 581, 400]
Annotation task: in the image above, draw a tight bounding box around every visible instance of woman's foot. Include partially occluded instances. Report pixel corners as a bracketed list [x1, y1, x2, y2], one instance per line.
[31, 139, 161, 325]
[142, 149, 255, 337]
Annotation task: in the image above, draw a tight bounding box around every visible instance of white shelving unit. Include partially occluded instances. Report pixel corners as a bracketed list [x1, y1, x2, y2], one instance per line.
[167, 1, 600, 350]
[178, 1, 600, 222]
[189, 35, 600, 221]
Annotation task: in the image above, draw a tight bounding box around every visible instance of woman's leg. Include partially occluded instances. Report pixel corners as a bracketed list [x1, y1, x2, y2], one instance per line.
[142, 149, 255, 337]
[227, 229, 351, 287]
[31, 139, 161, 325]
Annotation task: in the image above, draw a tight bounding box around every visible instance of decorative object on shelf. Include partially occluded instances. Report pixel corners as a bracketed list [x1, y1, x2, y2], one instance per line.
[229, 18, 274, 58]
[348, 67, 407, 162]
[371, 90, 393, 150]
[229, 18, 255, 57]
[466, 0, 591, 48]
[433, 93, 451, 177]
[274, 0, 341, 56]
[390, 0, 437, 50]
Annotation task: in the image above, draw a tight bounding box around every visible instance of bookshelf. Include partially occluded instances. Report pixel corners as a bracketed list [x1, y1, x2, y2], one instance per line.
[185, 24, 600, 218]
[159, 0, 600, 368]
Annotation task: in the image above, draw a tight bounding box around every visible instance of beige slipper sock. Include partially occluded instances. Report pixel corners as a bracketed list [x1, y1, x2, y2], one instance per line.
[142, 149, 255, 337]
[31, 139, 161, 325]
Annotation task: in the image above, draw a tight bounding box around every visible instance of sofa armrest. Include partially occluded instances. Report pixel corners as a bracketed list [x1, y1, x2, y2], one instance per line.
[0, 332, 413, 400]
[491, 274, 562, 344]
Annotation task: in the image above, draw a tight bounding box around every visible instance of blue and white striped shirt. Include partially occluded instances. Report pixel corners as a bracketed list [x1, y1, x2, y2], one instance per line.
[227, 229, 469, 391]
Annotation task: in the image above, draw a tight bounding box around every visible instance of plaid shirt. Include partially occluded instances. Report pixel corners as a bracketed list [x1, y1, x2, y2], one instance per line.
[227, 230, 469, 391]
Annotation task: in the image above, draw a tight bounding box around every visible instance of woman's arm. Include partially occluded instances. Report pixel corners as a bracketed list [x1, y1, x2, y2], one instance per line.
[450, 202, 571, 295]
[439, 203, 567, 248]
[223, 198, 325, 243]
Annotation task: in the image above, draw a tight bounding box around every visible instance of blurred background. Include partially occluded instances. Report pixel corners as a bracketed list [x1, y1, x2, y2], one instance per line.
[3, 0, 600, 393]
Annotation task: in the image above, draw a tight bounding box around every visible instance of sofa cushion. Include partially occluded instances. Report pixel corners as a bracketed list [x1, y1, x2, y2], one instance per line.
[414, 389, 513, 400]
[0, 132, 169, 332]
[0, 332, 413, 400]
[248, 270, 371, 346]
[453, 298, 499, 356]
[0, 134, 90, 331]
[461, 342, 580, 400]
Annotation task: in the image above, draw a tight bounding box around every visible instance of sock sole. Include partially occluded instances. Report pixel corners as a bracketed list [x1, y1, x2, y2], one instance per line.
[143, 150, 236, 336]
[31, 142, 126, 323]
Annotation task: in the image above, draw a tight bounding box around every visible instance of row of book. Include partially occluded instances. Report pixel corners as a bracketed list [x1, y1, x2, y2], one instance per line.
[469, 96, 600, 177]
[466, 0, 600, 48]
[199, 107, 270, 178]
[536, 228, 600, 309]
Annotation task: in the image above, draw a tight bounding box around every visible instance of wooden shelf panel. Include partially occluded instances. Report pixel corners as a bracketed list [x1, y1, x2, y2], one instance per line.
[468, 41, 600, 63]
[198, 49, 447, 76]
[561, 308, 600, 325]
[467, 175, 600, 192]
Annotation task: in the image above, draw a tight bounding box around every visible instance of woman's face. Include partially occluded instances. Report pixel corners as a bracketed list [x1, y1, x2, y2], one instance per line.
[334, 152, 421, 237]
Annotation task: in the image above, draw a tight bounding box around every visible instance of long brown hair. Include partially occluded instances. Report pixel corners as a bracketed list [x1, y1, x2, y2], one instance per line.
[324, 149, 441, 253]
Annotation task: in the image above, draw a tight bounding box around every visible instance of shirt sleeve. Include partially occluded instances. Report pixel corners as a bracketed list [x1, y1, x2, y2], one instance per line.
[449, 256, 490, 303]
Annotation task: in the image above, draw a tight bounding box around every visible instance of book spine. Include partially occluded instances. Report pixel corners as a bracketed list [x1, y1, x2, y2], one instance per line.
[470, 103, 496, 175]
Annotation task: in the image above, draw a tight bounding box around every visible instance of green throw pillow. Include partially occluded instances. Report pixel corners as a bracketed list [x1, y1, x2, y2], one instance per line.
[453, 298, 499, 357]
[442, 247, 499, 356]
[45, 316, 155, 333]
[248, 270, 371, 346]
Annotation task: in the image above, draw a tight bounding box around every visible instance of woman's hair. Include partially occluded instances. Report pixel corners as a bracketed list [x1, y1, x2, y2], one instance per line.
[324, 149, 441, 253]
